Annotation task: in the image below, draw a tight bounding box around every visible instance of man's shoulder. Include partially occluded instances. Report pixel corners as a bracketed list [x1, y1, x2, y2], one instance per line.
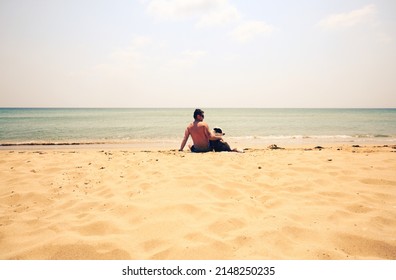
[198, 121, 209, 127]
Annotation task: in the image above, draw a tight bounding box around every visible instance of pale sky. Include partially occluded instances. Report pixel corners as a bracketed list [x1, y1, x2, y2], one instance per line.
[1, 0, 395, 108]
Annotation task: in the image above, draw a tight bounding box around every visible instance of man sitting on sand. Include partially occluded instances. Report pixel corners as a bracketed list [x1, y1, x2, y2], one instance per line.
[179, 109, 222, 153]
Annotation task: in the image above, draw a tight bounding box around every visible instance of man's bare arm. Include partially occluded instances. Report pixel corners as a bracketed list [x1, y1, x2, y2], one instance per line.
[206, 125, 222, 141]
[209, 133, 223, 141]
[179, 128, 190, 151]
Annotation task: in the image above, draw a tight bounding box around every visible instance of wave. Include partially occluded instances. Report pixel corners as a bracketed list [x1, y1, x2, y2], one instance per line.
[231, 134, 395, 139]
[1, 134, 395, 148]
[0, 142, 107, 147]
[0, 138, 181, 148]
[230, 135, 364, 140]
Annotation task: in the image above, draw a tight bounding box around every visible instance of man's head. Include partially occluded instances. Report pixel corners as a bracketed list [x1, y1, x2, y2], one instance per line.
[193, 109, 204, 120]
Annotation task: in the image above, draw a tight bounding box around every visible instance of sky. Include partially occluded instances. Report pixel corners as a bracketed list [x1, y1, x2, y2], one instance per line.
[0, 0, 395, 108]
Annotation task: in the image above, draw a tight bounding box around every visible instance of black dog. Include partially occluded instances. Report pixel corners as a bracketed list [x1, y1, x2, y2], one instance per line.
[210, 127, 232, 152]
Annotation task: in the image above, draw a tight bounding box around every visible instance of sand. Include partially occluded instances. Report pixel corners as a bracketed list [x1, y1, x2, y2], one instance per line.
[0, 144, 395, 260]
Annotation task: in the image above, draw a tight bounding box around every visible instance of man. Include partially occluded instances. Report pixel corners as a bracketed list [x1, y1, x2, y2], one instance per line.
[179, 109, 222, 152]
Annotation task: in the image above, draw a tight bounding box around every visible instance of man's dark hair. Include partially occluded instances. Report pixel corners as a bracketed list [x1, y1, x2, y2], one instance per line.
[193, 109, 204, 119]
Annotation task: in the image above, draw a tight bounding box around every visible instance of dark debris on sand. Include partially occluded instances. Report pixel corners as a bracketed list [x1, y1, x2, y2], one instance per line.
[267, 144, 284, 150]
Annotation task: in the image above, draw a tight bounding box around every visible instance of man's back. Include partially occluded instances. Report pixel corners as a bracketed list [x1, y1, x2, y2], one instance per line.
[187, 121, 211, 150]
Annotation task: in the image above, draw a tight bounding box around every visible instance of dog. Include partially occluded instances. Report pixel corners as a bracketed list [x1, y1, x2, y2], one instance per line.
[210, 127, 232, 152]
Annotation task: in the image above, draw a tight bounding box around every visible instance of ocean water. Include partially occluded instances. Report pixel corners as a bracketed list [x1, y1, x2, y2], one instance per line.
[1, 108, 395, 147]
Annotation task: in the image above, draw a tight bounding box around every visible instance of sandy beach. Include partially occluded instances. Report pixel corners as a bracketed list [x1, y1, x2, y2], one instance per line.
[0, 144, 395, 260]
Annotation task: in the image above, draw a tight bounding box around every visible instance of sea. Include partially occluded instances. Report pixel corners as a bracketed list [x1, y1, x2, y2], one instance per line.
[1, 108, 395, 149]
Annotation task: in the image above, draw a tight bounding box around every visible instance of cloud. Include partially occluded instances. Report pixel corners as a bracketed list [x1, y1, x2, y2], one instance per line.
[145, 0, 276, 44]
[69, 35, 155, 81]
[173, 49, 207, 68]
[230, 21, 274, 43]
[110, 36, 152, 62]
[195, 3, 240, 27]
[318, 4, 377, 29]
[147, 0, 222, 20]
[182, 50, 207, 58]
[103, 37, 153, 76]
[146, 0, 240, 27]
[377, 32, 393, 43]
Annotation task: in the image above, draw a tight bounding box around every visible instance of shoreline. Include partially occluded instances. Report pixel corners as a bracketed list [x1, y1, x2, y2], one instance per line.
[1, 137, 395, 151]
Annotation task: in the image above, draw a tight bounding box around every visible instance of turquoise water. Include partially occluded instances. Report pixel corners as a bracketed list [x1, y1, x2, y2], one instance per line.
[1, 108, 395, 146]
